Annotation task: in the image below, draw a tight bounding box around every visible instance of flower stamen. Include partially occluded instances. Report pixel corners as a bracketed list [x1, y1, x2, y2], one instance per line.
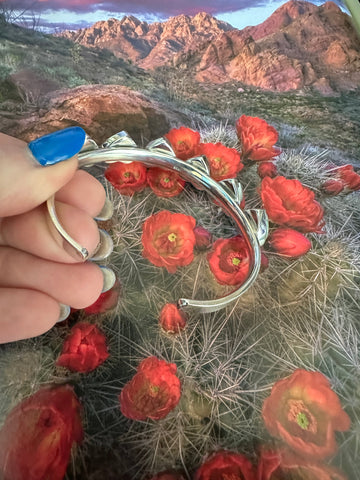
[297, 412, 310, 430]
[287, 399, 317, 433]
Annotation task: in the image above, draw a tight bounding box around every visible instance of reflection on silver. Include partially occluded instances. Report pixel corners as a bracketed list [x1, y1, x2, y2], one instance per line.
[219, 178, 243, 205]
[187, 156, 210, 176]
[47, 130, 269, 313]
[146, 137, 176, 156]
[47, 195, 89, 261]
[244, 209, 269, 247]
[102, 131, 137, 149]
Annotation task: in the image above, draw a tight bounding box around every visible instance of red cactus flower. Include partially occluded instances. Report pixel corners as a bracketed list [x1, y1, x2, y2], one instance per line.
[105, 161, 147, 195]
[194, 450, 256, 480]
[260, 176, 324, 233]
[262, 369, 351, 460]
[147, 167, 185, 197]
[236, 115, 281, 162]
[165, 126, 201, 160]
[197, 142, 243, 181]
[207, 236, 251, 286]
[0, 385, 83, 480]
[258, 448, 348, 480]
[119, 356, 181, 421]
[141, 210, 196, 273]
[56, 322, 109, 373]
[269, 228, 311, 258]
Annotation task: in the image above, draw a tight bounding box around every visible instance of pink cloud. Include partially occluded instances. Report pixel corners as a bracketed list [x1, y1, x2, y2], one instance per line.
[11, 0, 258, 14]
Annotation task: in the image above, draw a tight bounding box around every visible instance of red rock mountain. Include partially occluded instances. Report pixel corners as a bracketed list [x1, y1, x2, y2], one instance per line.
[242, 0, 318, 40]
[60, 12, 233, 68]
[60, 1, 360, 93]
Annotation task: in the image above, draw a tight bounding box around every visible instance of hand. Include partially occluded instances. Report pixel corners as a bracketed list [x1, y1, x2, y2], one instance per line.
[0, 128, 109, 343]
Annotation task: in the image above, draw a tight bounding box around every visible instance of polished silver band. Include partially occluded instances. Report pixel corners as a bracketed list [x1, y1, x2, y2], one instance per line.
[47, 131, 269, 314]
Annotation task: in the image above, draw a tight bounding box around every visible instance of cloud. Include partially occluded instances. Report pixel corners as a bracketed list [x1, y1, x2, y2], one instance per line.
[6, 0, 266, 15]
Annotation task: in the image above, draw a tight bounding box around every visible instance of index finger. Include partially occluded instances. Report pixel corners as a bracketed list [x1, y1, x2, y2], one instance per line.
[0, 128, 84, 217]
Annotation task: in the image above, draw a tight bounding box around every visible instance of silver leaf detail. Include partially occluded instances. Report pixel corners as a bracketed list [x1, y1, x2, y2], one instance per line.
[219, 178, 243, 204]
[102, 131, 137, 149]
[80, 135, 99, 153]
[146, 137, 176, 156]
[244, 209, 269, 246]
[186, 155, 210, 175]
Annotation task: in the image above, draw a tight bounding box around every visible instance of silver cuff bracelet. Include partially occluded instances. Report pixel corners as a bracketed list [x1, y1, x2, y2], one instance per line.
[47, 131, 269, 314]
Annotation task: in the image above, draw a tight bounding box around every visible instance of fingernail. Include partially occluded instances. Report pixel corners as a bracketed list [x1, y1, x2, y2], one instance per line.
[90, 229, 114, 261]
[99, 266, 116, 292]
[94, 197, 114, 221]
[57, 304, 70, 323]
[28, 127, 86, 166]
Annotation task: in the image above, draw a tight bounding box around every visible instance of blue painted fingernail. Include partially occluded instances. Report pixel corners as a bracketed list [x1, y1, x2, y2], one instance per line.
[28, 127, 86, 166]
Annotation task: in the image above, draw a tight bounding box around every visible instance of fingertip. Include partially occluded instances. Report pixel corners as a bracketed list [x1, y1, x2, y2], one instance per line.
[0, 289, 60, 343]
[0, 131, 80, 217]
[28, 127, 86, 166]
[70, 262, 104, 309]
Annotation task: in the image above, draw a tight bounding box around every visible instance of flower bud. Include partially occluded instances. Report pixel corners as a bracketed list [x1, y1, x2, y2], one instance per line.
[56, 322, 109, 373]
[159, 303, 187, 333]
[257, 162, 278, 179]
[335, 164, 360, 191]
[322, 179, 344, 195]
[269, 228, 311, 258]
[194, 226, 212, 250]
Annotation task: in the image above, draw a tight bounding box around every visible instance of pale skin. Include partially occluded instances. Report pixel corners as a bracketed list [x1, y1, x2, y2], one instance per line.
[0, 132, 106, 343]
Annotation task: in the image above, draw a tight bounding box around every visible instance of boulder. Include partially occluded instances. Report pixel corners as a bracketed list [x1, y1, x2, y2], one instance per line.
[2, 84, 189, 145]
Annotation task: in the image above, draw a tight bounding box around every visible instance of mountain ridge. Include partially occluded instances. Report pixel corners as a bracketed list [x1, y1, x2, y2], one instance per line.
[60, 12, 233, 67]
[58, 1, 360, 93]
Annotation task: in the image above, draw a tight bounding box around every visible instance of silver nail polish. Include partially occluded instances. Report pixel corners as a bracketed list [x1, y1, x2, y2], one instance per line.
[90, 229, 114, 261]
[94, 197, 114, 221]
[57, 304, 70, 323]
[99, 266, 116, 292]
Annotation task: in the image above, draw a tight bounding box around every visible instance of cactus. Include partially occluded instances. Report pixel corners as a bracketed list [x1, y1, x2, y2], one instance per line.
[0, 122, 359, 479]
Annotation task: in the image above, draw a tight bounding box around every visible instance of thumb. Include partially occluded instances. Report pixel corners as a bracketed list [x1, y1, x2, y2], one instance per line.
[0, 127, 86, 217]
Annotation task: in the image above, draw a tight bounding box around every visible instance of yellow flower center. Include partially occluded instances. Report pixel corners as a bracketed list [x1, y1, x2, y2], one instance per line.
[124, 172, 130, 178]
[168, 233, 177, 242]
[149, 385, 160, 395]
[297, 412, 310, 430]
[287, 399, 317, 434]
[232, 257, 241, 266]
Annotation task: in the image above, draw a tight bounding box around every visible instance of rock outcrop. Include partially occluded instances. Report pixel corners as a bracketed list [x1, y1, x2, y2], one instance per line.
[1, 85, 189, 144]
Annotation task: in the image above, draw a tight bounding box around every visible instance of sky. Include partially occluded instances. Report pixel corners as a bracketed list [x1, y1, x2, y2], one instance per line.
[2, 0, 347, 31]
